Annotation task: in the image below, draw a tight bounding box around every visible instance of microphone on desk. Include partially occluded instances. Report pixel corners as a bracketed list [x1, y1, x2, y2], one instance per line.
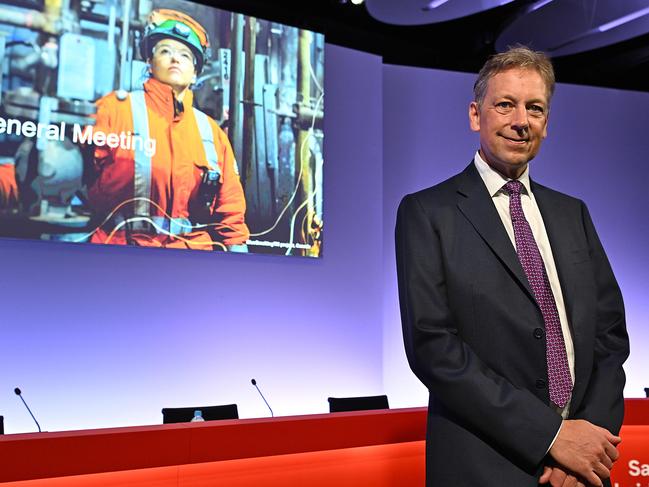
[14, 387, 42, 432]
[250, 378, 274, 417]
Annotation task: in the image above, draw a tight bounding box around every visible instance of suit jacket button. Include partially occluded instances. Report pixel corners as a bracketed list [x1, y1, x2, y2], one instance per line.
[536, 379, 547, 389]
[533, 328, 545, 339]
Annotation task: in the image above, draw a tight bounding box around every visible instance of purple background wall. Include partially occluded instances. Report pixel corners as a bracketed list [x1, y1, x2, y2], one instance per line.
[0, 44, 385, 434]
[1, 48, 647, 435]
[382, 64, 649, 406]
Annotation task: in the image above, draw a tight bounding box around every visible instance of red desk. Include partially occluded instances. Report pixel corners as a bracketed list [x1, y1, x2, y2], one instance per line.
[0, 408, 427, 486]
[1, 401, 647, 486]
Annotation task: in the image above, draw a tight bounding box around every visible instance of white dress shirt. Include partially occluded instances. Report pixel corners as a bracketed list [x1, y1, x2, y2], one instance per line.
[473, 152, 575, 421]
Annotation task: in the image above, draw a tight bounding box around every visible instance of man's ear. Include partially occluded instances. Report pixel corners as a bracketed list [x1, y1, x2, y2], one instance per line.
[542, 112, 549, 139]
[469, 101, 481, 132]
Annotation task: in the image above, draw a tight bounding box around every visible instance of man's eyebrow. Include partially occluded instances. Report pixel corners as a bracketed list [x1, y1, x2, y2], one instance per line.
[526, 96, 547, 104]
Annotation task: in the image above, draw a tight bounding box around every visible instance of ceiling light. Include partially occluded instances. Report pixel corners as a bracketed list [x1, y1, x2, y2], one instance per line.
[597, 6, 649, 32]
[422, 0, 449, 10]
[530, 0, 554, 12]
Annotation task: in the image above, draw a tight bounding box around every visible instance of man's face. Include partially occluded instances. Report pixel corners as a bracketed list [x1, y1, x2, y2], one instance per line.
[469, 68, 549, 179]
[149, 39, 196, 94]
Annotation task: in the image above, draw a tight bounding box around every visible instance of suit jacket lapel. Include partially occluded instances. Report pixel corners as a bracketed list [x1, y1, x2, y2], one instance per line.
[455, 163, 536, 301]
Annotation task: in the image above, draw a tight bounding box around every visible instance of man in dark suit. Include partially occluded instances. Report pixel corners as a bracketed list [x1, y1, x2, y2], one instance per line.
[395, 46, 629, 487]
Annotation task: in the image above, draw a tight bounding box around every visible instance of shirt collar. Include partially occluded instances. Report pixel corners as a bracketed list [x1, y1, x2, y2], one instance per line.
[473, 150, 533, 197]
[143, 77, 194, 121]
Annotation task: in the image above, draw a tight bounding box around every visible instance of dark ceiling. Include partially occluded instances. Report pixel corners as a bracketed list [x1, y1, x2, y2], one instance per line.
[210, 0, 649, 93]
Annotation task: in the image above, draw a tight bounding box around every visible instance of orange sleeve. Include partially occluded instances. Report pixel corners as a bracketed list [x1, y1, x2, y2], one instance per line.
[210, 122, 250, 245]
[0, 164, 19, 209]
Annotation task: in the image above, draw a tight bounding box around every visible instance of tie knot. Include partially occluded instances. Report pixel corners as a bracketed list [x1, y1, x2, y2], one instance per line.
[504, 180, 523, 196]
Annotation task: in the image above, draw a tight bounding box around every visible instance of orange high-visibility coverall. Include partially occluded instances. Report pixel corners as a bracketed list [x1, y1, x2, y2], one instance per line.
[0, 164, 18, 209]
[87, 77, 249, 249]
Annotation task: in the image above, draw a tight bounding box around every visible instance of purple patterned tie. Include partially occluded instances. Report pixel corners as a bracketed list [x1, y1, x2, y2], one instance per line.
[504, 180, 573, 408]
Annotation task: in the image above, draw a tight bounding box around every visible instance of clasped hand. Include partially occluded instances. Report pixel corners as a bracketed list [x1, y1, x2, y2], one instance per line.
[539, 419, 621, 487]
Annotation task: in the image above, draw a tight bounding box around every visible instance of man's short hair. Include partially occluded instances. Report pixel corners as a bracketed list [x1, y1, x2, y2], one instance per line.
[473, 45, 555, 107]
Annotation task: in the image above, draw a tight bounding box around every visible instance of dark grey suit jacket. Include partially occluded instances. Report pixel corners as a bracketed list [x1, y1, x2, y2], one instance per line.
[395, 163, 629, 486]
